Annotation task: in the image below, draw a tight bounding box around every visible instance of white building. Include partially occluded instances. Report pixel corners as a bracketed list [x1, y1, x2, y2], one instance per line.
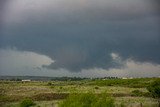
[22, 79, 31, 82]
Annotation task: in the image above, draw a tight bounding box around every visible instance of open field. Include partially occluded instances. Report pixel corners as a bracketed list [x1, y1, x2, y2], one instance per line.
[0, 78, 160, 107]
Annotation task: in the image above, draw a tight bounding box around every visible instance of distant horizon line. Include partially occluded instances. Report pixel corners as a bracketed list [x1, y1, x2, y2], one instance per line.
[0, 75, 159, 79]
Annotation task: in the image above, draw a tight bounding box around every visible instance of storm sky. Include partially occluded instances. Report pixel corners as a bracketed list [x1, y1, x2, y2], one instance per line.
[0, 0, 160, 77]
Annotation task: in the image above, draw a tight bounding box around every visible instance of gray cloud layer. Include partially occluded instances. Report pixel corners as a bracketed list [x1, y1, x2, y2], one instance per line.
[0, 0, 160, 73]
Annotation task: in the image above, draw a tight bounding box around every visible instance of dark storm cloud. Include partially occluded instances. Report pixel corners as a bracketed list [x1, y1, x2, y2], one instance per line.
[0, 0, 7, 17]
[0, 0, 160, 72]
[0, 0, 9, 27]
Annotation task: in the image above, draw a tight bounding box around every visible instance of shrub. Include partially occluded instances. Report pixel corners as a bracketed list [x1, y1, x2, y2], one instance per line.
[59, 87, 63, 89]
[94, 87, 99, 89]
[20, 98, 36, 107]
[147, 79, 160, 98]
[131, 90, 143, 96]
[47, 82, 52, 86]
[59, 93, 115, 107]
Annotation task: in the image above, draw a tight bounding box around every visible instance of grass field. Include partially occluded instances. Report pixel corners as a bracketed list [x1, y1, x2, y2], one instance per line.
[0, 78, 159, 107]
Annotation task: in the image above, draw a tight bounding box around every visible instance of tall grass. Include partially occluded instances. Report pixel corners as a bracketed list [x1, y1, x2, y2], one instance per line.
[59, 92, 115, 107]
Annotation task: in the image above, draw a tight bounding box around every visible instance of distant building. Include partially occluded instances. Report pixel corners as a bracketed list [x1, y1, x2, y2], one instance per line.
[22, 79, 31, 82]
[129, 77, 133, 79]
[122, 77, 128, 79]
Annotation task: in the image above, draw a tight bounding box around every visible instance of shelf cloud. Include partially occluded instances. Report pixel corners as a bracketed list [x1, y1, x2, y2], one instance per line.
[0, 48, 54, 75]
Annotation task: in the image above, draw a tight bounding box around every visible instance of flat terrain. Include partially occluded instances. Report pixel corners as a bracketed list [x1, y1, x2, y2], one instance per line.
[0, 78, 159, 107]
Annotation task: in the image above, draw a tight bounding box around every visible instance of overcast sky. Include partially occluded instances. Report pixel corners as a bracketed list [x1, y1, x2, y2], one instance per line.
[0, 0, 160, 77]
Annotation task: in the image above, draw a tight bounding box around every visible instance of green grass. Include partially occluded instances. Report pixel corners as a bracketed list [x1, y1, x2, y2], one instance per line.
[0, 78, 160, 107]
[3, 97, 159, 107]
[115, 97, 158, 107]
[89, 78, 159, 88]
[1, 101, 58, 107]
